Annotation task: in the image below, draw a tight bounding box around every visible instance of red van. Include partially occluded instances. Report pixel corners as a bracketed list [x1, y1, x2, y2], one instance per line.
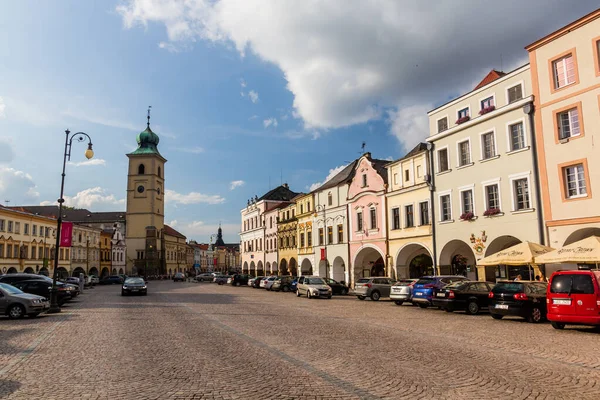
[546, 270, 600, 330]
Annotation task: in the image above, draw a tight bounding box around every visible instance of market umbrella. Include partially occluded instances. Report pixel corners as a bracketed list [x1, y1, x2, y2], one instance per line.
[478, 241, 554, 266]
[535, 236, 600, 264]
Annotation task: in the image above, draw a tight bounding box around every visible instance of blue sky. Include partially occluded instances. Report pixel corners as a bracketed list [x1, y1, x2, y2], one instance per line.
[0, 1, 597, 242]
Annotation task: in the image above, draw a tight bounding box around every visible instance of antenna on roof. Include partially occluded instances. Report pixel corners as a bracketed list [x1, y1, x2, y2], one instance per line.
[147, 106, 152, 128]
[360, 141, 366, 154]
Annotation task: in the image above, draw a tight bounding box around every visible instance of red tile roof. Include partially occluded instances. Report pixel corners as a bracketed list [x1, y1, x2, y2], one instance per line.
[163, 224, 186, 239]
[474, 70, 506, 90]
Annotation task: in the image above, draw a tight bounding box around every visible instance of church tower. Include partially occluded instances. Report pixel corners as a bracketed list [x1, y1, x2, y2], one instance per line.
[125, 110, 166, 274]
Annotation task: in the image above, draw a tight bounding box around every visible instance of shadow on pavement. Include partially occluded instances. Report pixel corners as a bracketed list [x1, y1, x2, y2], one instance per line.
[0, 328, 34, 355]
[0, 379, 21, 398]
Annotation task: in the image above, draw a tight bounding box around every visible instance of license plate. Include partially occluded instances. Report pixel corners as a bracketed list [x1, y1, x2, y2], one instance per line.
[553, 298, 571, 305]
[132, 289, 139, 292]
[495, 304, 509, 309]
[415, 292, 423, 296]
[436, 293, 445, 298]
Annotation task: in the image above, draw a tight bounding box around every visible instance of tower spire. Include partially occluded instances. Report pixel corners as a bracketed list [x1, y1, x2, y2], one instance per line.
[147, 105, 152, 128]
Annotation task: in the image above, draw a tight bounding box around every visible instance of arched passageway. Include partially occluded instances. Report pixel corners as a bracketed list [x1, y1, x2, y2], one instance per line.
[73, 267, 85, 277]
[289, 258, 297, 277]
[243, 261, 249, 274]
[301, 259, 313, 276]
[24, 267, 35, 274]
[89, 267, 98, 276]
[483, 235, 523, 281]
[395, 244, 433, 279]
[353, 246, 386, 286]
[57, 267, 69, 279]
[6, 267, 18, 274]
[564, 228, 600, 246]
[100, 267, 110, 278]
[257, 261, 264, 276]
[332, 257, 346, 283]
[439, 240, 476, 279]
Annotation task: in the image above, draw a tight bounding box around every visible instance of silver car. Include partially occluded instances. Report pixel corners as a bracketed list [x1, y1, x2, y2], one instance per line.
[0, 282, 49, 319]
[390, 279, 419, 305]
[263, 276, 278, 291]
[296, 276, 332, 299]
[354, 277, 396, 301]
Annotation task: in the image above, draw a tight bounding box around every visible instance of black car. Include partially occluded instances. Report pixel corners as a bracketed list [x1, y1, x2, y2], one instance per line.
[230, 274, 250, 286]
[122, 277, 147, 296]
[432, 281, 495, 314]
[489, 281, 548, 323]
[324, 278, 349, 295]
[11, 279, 72, 306]
[252, 276, 266, 288]
[0, 273, 48, 285]
[99, 275, 124, 285]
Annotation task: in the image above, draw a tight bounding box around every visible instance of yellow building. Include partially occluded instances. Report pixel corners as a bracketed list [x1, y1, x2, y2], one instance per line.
[277, 201, 298, 276]
[0, 206, 70, 276]
[100, 230, 113, 276]
[296, 193, 315, 275]
[164, 225, 187, 275]
[386, 144, 434, 279]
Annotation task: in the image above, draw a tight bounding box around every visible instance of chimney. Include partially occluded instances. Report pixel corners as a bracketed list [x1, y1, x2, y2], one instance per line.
[282, 183, 289, 189]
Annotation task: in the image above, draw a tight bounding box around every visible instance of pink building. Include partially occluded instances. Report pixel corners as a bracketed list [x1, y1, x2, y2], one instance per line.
[347, 153, 390, 286]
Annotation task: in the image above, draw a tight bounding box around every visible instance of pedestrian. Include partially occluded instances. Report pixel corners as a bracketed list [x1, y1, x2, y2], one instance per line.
[514, 274, 522, 281]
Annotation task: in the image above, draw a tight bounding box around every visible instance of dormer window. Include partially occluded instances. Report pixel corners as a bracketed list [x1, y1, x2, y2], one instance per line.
[362, 174, 367, 187]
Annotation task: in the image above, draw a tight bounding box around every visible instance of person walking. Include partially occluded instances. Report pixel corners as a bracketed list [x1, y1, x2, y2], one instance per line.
[514, 274, 522, 281]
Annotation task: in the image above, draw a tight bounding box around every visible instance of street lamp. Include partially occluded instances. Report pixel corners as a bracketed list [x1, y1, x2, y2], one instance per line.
[48, 130, 94, 314]
[314, 205, 329, 279]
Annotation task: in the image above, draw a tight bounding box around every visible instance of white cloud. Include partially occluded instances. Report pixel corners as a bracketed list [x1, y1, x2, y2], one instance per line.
[171, 146, 204, 154]
[165, 189, 225, 205]
[248, 90, 259, 104]
[248, 115, 258, 120]
[0, 167, 40, 201]
[61, 108, 139, 131]
[67, 158, 107, 167]
[0, 138, 15, 163]
[387, 103, 432, 149]
[240, 78, 247, 88]
[0, 97, 5, 119]
[117, 0, 596, 148]
[263, 117, 278, 128]
[40, 187, 124, 210]
[229, 180, 245, 190]
[309, 164, 347, 192]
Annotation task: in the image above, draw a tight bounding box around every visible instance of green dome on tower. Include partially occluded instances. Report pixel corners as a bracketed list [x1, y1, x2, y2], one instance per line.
[129, 124, 163, 157]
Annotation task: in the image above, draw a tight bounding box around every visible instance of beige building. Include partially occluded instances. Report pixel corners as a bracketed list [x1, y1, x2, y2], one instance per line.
[70, 224, 101, 278]
[386, 143, 434, 279]
[277, 201, 299, 276]
[427, 65, 545, 281]
[295, 193, 315, 275]
[164, 225, 187, 275]
[526, 9, 600, 255]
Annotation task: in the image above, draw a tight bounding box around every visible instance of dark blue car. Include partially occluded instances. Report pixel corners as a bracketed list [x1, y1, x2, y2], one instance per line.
[411, 275, 469, 308]
[290, 278, 298, 293]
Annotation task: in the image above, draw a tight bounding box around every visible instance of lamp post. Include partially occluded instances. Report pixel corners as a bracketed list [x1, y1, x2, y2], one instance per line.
[48, 130, 94, 314]
[314, 205, 328, 279]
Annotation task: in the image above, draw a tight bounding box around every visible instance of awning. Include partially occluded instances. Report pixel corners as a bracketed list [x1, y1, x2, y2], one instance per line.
[478, 241, 554, 266]
[535, 236, 600, 264]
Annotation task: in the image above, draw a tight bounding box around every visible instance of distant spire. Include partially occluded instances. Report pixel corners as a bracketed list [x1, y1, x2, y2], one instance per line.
[147, 105, 152, 128]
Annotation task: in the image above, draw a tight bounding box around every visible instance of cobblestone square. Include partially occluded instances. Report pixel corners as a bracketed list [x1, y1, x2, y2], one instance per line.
[1, 282, 599, 399]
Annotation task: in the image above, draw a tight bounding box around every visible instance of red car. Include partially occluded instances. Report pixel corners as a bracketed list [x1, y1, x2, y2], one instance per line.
[546, 269, 600, 330]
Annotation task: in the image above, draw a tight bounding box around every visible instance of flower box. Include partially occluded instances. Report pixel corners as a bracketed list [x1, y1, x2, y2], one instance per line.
[456, 116, 470, 124]
[483, 208, 502, 217]
[479, 105, 496, 115]
[459, 212, 475, 221]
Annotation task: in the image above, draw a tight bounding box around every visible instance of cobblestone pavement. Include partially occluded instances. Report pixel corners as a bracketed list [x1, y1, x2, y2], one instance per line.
[1, 281, 599, 399]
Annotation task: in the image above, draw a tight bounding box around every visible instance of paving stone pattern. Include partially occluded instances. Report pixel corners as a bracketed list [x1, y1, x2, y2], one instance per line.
[1, 281, 599, 399]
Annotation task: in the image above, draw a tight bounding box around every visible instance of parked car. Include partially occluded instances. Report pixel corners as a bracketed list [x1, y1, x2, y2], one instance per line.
[290, 278, 298, 292]
[272, 276, 294, 292]
[173, 273, 185, 282]
[195, 273, 215, 282]
[252, 277, 266, 288]
[432, 281, 495, 314]
[263, 276, 279, 291]
[411, 276, 469, 308]
[296, 276, 332, 299]
[213, 275, 229, 285]
[259, 277, 270, 289]
[0, 273, 48, 285]
[89, 275, 100, 285]
[65, 277, 80, 285]
[100, 275, 124, 285]
[546, 270, 600, 330]
[0, 282, 49, 319]
[230, 274, 251, 286]
[488, 281, 548, 323]
[390, 278, 419, 305]
[11, 279, 73, 306]
[324, 278, 349, 295]
[122, 277, 147, 296]
[354, 277, 396, 301]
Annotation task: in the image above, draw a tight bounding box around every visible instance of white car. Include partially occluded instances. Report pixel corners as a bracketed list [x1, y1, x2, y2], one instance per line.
[259, 277, 269, 289]
[263, 276, 278, 291]
[296, 276, 332, 299]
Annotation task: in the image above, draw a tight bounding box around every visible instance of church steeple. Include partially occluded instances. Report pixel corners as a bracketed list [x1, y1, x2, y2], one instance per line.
[214, 222, 225, 246]
[129, 106, 162, 157]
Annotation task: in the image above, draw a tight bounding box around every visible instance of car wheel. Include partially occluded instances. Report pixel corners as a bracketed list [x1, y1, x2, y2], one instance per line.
[199, 278, 204, 282]
[466, 301, 480, 315]
[551, 321, 566, 330]
[370, 291, 381, 301]
[394, 300, 404, 306]
[417, 303, 428, 309]
[357, 296, 365, 300]
[8, 304, 25, 319]
[528, 307, 543, 323]
[491, 313, 503, 320]
[296, 290, 301, 297]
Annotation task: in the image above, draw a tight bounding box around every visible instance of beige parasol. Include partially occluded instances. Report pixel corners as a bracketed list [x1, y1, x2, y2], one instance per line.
[535, 236, 600, 264]
[478, 241, 554, 266]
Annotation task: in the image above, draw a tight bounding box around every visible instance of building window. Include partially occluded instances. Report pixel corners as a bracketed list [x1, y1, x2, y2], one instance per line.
[307, 231, 312, 247]
[0, 244, 3, 258]
[337, 225, 343, 243]
[327, 226, 333, 244]
[458, 107, 469, 119]
[7, 221, 13, 233]
[307, 202, 311, 212]
[458, 140, 471, 166]
[328, 192, 332, 206]
[270, 217, 272, 229]
[557, 107, 580, 140]
[461, 190, 474, 215]
[416, 165, 422, 178]
[285, 237, 290, 248]
[318, 228, 324, 245]
[419, 201, 429, 225]
[596, 38, 600, 74]
[392, 207, 400, 230]
[300, 232, 305, 248]
[405, 205, 414, 228]
[300, 204, 303, 214]
[552, 53, 576, 89]
[286, 211, 290, 220]
[507, 84, 523, 103]
[31, 246, 36, 259]
[438, 148, 449, 172]
[437, 117, 448, 133]
[404, 170, 410, 182]
[138, 164, 145, 175]
[563, 164, 587, 199]
[362, 174, 367, 187]
[32, 224, 36, 235]
[481, 132, 496, 159]
[370, 208, 377, 230]
[24, 224, 29, 235]
[485, 184, 500, 211]
[280, 238, 284, 248]
[509, 122, 526, 151]
[393, 173, 398, 185]
[481, 96, 494, 110]
[357, 211, 363, 232]
[513, 178, 531, 210]
[292, 210, 295, 217]
[440, 195, 451, 221]
[6, 244, 12, 259]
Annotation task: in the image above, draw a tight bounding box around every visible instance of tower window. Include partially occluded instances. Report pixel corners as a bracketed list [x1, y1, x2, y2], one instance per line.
[138, 164, 145, 175]
[158, 166, 161, 177]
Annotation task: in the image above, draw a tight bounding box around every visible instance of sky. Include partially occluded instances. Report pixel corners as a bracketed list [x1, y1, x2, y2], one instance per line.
[0, 1, 597, 243]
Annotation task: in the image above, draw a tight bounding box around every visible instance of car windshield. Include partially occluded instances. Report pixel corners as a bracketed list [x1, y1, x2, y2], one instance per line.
[416, 278, 436, 285]
[0, 282, 24, 294]
[446, 281, 469, 289]
[306, 278, 325, 285]
[125, 278, 144, 284]
[492, 282, 524, 293]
